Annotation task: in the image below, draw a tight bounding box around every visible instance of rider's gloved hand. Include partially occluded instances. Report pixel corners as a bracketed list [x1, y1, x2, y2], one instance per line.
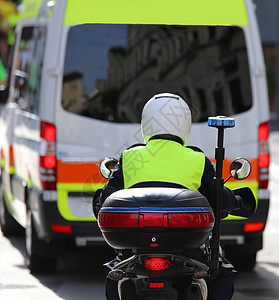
[230, 188, 256, 218]
[93, 189, 103, 217]
[234, 195, 243, 210]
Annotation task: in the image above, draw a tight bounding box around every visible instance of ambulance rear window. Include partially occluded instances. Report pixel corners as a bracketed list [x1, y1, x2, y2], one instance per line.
[62, 24, 252, 123]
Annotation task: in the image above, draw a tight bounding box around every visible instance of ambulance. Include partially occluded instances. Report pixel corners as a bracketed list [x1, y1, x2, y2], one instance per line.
[0, 0, 269, 273]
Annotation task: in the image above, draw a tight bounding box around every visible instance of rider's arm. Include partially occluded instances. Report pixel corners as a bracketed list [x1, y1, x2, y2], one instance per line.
[93, 143, 145, 216]
[93, 156, 124, 216]
[198, 156, 238, 219]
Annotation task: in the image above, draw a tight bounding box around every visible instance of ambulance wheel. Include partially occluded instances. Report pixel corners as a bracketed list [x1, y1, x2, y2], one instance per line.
[0, 188, 24, 236]
[25, 210, 57, 274]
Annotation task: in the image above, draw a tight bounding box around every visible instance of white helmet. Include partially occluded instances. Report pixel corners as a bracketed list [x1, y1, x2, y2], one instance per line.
[141, 93, 192, 145]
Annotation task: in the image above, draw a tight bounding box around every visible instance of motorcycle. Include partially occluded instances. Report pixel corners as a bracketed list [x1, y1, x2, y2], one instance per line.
[96, 116, 256, 300]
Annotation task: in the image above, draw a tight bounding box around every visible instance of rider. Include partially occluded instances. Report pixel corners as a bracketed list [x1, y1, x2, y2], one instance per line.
[94, 93, 239, 300]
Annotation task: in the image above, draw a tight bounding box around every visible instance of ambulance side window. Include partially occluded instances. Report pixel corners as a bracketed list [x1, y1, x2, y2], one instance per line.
[11, 26, 46, 114]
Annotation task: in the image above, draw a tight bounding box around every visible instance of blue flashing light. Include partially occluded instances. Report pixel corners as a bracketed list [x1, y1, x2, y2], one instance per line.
[208, 116, 235, 128]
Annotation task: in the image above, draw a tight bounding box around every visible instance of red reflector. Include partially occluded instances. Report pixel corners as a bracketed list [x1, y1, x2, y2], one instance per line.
[41, 121, 56, 141]
[41, 181, 56, 190]
[40, 155, 57, 169]
[51, 224, 72, 234]
[149, 243, 159, 247]
[143, 257, 172, 271]
[259, 179, 268, 189]
[258, 123, 270, 188]
[244, 222, 265, 232]
[168, 212, 214, 227]
[140, 213, 166, 227]
[150, 282, 164, 288]
[258, 122, 269, 141]
[258, 153, 270, 168]
[98, 213, 138, 227]
[99, 212, 214, 228]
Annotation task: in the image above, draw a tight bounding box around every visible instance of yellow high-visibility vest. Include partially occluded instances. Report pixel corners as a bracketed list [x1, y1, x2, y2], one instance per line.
[122, 139, 205, 190]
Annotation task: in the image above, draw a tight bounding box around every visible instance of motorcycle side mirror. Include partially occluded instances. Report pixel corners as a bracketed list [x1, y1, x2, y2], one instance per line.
[229, 158, 251, 180]
[99, 157, 118, 179]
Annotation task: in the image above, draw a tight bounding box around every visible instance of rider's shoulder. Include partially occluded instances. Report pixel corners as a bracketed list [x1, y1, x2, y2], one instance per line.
[125, 143, 146, 151]
[186, 145, 204, 153]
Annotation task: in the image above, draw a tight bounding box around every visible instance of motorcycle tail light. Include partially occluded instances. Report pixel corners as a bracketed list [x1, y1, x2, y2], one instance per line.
[150, 282, 164, 288]
[143, 257, 172, 271]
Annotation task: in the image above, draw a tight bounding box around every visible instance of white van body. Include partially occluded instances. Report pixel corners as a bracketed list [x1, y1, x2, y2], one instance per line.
[0, 0, 269, 272]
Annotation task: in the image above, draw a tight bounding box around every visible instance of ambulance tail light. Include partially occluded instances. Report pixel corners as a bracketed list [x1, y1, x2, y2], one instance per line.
[244, 222, 265, 232]
[40, 121, 57, 190]
[258, 122, 269, 189]
[50, 224, 72, 234]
